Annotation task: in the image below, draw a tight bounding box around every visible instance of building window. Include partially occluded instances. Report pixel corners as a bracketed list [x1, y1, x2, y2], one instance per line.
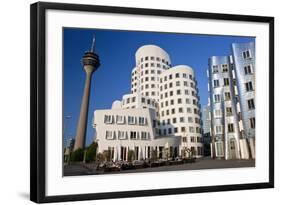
[222, 64, 228, 72]
[215, 109, 221, 118]
[185, 90, 189, 95]
[156, 57, 160, 61]
[189, 127, 194, 133]
[215, 125, 222, 134]
[150, 63, 155, 67]
[104, 115, 113, 124]
[186, 98, 190, 104]
[180, 117, 185, 123]
[169, 74, 173, 79]
[226, 107, 233, 116]
[165, 101, 169, 106]
[141, 97, 145, 103]
[188, 117, 193, 123]
[224, 78, 229, 86]
[215, 142, 224, 157]
[128, 116, 136, 124]
[116, 115, 125, 124]
[145, 56, 149, 61]
[190, 137, 195, 142]
[118, 131, 127, 140]
[130, 131, 137, 139]
[178, 98, 182, 104]
[224, 92, 231, 101]
[228, 123, 234, 133]
[157, 63, 161, 68]
[212, 65, 219, 73]
[245, 81, 254, 91]
[174, 127, 178, 133]
[170, 99, 174, 105]
[150, 56, 155, 60]
[176, 81, 180, 86]
[168, 128, 172, 134]
[213, 79, 220, 87]
[179, 107, 183, 113]
[139, 117, 146, 125]
[170, 91, 173, 96]
[141, 132, 148, 140]
[181, 127, 186, 132]
[244, 64, 253, 74]
[176, 73, 180, 78]
[105, 131, 115, 140]
[182, 137, 187, 142]
[169, 82, 173, 88]
[250, 117, 255, 128]
[177, 89, 181, 95]
[242, 50, 252, 59]
[166, 110, 170, 115]
[248, 99, 255, 109]
[184, 81, 188, 86]
[173, 118, 177, 123]
[171, 108, 175, 114]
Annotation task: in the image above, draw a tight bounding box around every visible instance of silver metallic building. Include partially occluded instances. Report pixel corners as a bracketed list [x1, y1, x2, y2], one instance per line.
[232, 42, 255, 158]
[208, 56, 241, 159]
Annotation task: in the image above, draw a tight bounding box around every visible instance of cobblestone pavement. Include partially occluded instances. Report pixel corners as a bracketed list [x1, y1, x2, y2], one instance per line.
[64, 157, 255, 176]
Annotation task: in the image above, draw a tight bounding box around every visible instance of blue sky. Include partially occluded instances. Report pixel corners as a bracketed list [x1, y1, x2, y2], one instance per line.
[63, 28, 254, 147]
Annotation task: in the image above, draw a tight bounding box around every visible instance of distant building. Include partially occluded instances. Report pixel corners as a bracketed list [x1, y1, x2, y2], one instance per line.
[202, 104, 211, 156]
[207, 42, 255, 160]
[64, 138, 75, 162]
[93, 45, 203, 161]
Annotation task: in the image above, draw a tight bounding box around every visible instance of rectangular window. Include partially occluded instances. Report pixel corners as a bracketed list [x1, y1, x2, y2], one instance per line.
[250, 117, 255, 128]
[226, 107, 232, 116]
[215, 125, 222, 134]
[187, 107, 191, 113]
[215, 109, 221, 118]
[224, 78, 229, 86]
[179, 107, 183, 113]
[212, 65, 219, 73]
[245, 81, 254, 91]
[176, 81, 180, 86]
[180, 117, 185, 123]
[141, 132, 147, 140]
[248, 99, 255, 109]
[222, 64, 228, 72]
[177, 89, 181, 95]
[139, 117, 146, 125]
[176, 73, 180, 78]
[189, 127, 194, 133]
[213, 79, 220, 87]
[228, 123, 234, 133]
[173, 118, 177, 123]
[178, 98, 182, 104]
[128, 116, 136, 124]
[106, 131, 115, 140]
[188, 117, 193, 123]
[242, 50, 251, 59]
[118, 131, 127, 139]
[130, 131, 137, 139]
[244, 64, 253, 74]
[170, 99, 174, 105]
[224, 92, 231, 101]
[182, 137, 187, 142]
[104, 115, 113, 124]
[169, 91, 173, 96]
[116, 115, 124, 124]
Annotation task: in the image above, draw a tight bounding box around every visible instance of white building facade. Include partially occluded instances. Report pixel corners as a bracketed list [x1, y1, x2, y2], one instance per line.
[93, 45, 203, 161]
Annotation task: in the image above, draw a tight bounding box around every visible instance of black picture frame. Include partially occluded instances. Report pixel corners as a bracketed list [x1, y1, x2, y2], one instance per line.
[30, 2, 274, 203]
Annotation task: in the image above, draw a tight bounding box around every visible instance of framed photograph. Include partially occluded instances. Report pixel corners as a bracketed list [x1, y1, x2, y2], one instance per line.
[30, 2, 274, 203]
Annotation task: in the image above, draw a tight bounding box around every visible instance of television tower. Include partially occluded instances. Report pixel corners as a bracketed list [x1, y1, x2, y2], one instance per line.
[73, 36, 100, 150]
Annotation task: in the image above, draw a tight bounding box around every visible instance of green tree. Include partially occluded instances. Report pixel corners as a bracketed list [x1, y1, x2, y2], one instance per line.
[85, 142, 98, 162]
[70, 148, 84, 162]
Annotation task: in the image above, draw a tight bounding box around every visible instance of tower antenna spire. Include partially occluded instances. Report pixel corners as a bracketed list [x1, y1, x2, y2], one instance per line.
[90, 35, 96, 53]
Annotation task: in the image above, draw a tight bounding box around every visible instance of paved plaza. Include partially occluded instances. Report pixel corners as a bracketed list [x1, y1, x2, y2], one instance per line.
[64, 157, 255, 176]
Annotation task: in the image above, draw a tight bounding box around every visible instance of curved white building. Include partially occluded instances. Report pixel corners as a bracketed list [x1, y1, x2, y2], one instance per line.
[93, 45, 203, 161]
[159, 65, 203, 157]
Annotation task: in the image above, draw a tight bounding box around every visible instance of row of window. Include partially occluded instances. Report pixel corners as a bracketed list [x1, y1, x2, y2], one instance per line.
[213, 92, 232, 102]
[139, 62, 169, 70]
[214, 117, 255, 135]
[213, 78, 230, 88]
[159, 126, 201, 135]
[214, 107, 233, 118]
[160, 115, 201, 125]
[105, 130, 151, 140]
[212, 64, 229, 74]
[139, 56, 169, 65]
[160, 97, 198, 106]
[160, 73, 194, 83]
[182, 136, 202, 143]
[160, 89, 197, 98]
[160, 80, 195, 90]
[104, 115, 148, 125]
